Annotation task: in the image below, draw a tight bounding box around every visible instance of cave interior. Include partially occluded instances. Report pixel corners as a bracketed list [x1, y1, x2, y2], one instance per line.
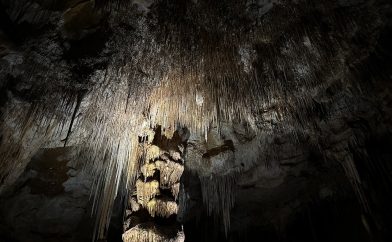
[0, 0, 392, 241]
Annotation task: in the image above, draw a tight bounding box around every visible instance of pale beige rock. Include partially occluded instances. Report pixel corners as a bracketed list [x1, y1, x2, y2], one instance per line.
[155, 160, 184, 187]
[169, 150, 182, 161]
[146, 197, 178, 218]
[171, 183, 180, 201]
[136, 179, 160, 205]
[130, 196, 141, 212]
[122, 222, 185, 242]
[141, 162, 157, 178]
[163, 127, 175, 139]
[146, 145, 161, 162]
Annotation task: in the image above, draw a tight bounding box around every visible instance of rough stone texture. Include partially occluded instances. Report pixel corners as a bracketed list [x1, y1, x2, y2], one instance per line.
[0, 147, 95, 242]
[155, 160, 184, 188]
[146, 197, 178, 218]
[122, 222, 184, 242]
[136, 179, 160, 205]
[123, 128, 186, 241]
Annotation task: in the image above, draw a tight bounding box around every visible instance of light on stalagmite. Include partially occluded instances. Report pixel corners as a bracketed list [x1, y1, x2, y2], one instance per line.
[147, 198, 178, 218]
[136, 179, 160, 205]
[123, 128, 186, 241]
[141, 162, 157, 178]
[156, 160, 184, 188]
[122, 223, 185, 242]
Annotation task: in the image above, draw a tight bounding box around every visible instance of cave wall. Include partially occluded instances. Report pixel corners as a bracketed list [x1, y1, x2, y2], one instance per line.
[0, 147, 95, 242]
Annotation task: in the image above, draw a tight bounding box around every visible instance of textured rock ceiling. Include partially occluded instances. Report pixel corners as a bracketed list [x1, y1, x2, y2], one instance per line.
[0, 0, 392, 241]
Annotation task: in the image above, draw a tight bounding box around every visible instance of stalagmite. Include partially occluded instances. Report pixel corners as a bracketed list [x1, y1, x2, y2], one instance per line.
[171, 183, 180, 201]
[123, 127, 186, 241]
[136, 179, 160, 205]
[156, 160, 184, 188]
[146, 197, 178, 218]
[200, 174, 238, 236]
[169, 151, 182, 162]
[122, 223, 184, 242]
[130, 196, 140, 212]
[146, 145, 161, 162]
[141, 162, 157, 178]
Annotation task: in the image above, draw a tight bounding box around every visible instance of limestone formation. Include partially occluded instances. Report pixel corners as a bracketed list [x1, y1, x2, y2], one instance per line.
[146, 145, 161, 162]
[136, 179, 160, 205]
[141, 162, 157, 178]
[122, 223, 184, 242]
[171, 183, 180, 201]
[123, 128, 186, 241]
[147, 197, 178, 218]
[156, 160, 184, 188]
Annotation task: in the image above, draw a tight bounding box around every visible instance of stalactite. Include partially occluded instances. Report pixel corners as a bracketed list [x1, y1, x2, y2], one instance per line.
[341, 153, 370, 212]
[199, 174, 238, 236]
[63, 91, 86, 147]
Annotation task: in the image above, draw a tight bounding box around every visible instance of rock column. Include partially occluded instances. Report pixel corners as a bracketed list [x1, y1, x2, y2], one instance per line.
[122, 128, 187, 242]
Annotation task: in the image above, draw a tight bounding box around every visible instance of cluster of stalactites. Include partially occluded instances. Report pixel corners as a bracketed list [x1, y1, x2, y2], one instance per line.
[199, 174, 238, 236]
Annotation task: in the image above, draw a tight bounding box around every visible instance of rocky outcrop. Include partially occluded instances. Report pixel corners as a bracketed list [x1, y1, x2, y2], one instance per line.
[122, 128, 187, 241]
[122, 222, 184, 242]
[0, 147, 95, 242]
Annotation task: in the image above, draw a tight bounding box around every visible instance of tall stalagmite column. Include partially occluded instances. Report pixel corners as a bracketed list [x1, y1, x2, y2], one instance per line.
[122, 128, 187, 242]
